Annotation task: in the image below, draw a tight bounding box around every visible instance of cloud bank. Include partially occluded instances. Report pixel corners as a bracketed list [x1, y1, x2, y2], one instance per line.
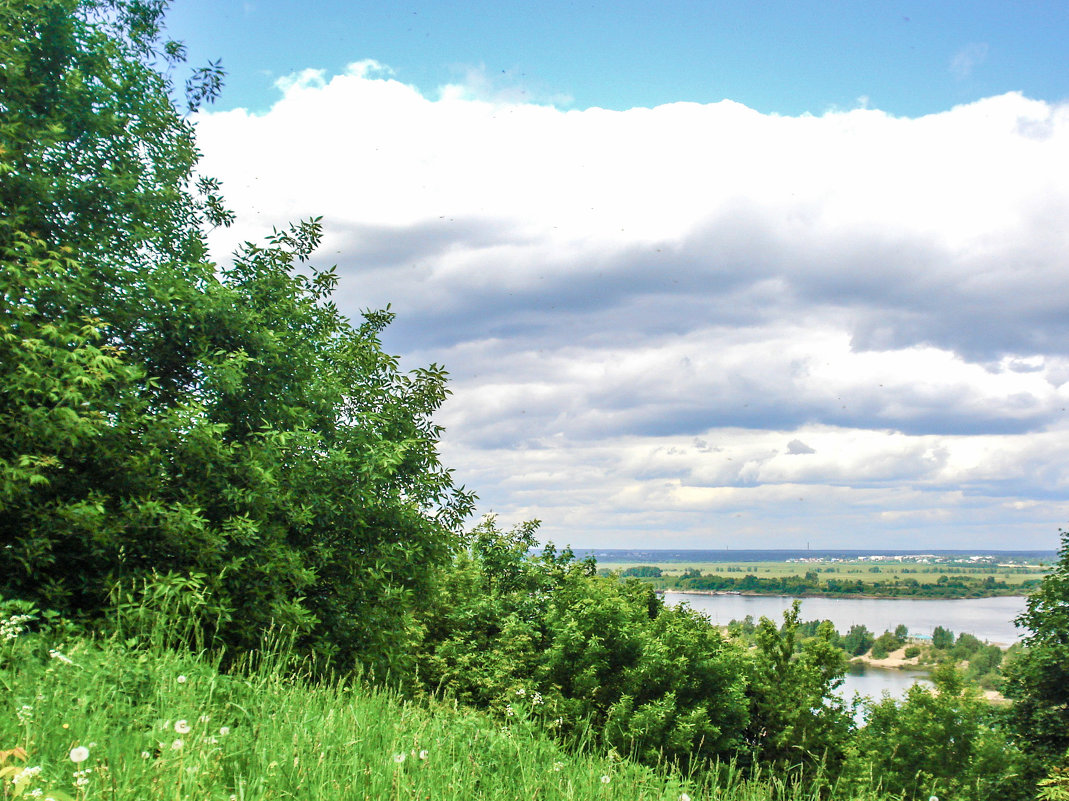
[194, 65, 1069, 548]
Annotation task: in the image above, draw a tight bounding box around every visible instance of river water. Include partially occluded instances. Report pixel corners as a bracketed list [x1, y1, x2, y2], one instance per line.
[664, 591, 1030, 707]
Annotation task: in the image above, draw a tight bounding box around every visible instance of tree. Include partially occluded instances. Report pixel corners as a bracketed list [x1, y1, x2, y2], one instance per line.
[1, 0, 474, 676]
[1004, 529, 1069, 772]
[845, 664, 1028, 801]
[931, 625, 955, 649]
[743, 603, 852, 778]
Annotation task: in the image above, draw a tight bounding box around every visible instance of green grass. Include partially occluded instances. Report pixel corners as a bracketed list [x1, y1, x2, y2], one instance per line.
[0, 614, 868, 801]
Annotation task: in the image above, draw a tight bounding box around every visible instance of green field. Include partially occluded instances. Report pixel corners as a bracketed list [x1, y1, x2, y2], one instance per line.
[603, 559, 1048, 584]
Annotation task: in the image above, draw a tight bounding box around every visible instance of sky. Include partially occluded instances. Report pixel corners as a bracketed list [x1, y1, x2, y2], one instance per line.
[167, 1, 1069, 550]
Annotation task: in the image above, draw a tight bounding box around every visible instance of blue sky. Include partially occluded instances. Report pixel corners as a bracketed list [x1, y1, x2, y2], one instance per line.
[168, 0, 1068, 115]
[176, 1, 1069, 549]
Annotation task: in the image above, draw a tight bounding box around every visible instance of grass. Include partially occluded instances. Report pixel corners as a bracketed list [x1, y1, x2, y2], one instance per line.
[0, 612, 866, 801]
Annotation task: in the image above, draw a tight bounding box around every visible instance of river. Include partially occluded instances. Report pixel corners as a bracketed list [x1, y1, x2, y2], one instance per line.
[664, 591, 1029, 708]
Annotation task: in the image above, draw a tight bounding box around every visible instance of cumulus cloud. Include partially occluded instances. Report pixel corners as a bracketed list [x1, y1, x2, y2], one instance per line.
[193, 68, 1069, 548]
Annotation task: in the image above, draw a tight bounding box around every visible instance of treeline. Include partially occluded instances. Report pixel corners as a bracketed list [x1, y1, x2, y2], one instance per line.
[4, 3, 1069, 800]
[729, 617, 1008, 689]
[662, 571, 1036, 598]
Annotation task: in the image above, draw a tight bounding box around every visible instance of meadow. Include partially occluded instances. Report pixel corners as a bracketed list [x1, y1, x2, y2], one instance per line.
[2, 611, 852, 801]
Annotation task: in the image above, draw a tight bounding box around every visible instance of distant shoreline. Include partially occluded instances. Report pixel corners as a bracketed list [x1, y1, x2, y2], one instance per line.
[661, 588, 1030, 601]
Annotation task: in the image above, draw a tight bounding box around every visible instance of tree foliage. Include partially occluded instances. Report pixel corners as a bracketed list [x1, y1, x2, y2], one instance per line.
[1, 0, 473, 675]
[418, 517, 749, 767]
[1004, 529, 1069, 770]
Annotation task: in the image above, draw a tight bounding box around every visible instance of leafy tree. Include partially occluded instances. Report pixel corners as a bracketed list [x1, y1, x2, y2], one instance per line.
[1004, 529, 1069, 772]
[842, 624, 874, 656]
[743, 603, 852, 777]
[845, 664, 1028, 801]
[931, 625, 955, 649]
[418, 517, 749, 768]
[1, 0, 474, 676]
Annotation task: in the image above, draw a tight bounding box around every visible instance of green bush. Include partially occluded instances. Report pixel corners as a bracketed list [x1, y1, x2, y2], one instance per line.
[0, 0, 474, 677]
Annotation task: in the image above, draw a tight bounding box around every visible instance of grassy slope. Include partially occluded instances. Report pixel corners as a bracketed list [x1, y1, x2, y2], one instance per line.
[1, 624, 847, 801]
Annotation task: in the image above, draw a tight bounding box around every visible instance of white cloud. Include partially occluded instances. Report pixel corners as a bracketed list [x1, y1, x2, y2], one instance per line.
[193, 67, 1069, 549]
[951, 43, 989, 80]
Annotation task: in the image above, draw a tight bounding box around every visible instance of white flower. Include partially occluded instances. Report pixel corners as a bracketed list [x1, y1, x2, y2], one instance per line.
[532, 692, 543, 706]
[141, 751, 151, 759]
[219, 726, 230, 736]
[49, 649, 73, 665]
[600, 775, 611, 784]
[392, 752, 406, 764]
[30, 790, 43, 798]
[680, 794, 692, 801]
[418, 750, 429, 760]
[174, 720, 191, 734]
[12, 765, 43, 785]
[199, 714, 211, 723]
[505, 704, 515, 717]
[515, 688, 526, 697]
[171, 739, 184, 750]
[69, 747, 90, 764]
[553, 761, 564, 772]
[176, 675, 187, 684]
[929, 797, 939, 801]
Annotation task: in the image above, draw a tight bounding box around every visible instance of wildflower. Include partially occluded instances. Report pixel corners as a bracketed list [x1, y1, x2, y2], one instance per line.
[199, 714, 211, 723]
[219, 726, 231, 737]
[515, 688, 526, 697]
[49, 649, 73, 665]
[532, 692, 543, 706]
[392, 752, 406, 764]
[69, 747, 89, 764]
[680, 794, 691, 801]
[176, 675, 187, 684]
[505, 704, 515, 717]
[16, 705, 32, 724]
[174, 720, 191, 734]
[553, 761, 564, 772]
[30, 790, 43, 798]
[929, 797, 939, 801]
[171, 739, 184, 750]
[12, 765, 43, 785]
[600, 775, 611, 784]
[1, 614, 33, 641]
[418, 750, 429, 760]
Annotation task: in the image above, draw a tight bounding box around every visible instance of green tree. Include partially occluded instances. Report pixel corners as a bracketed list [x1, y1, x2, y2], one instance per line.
[842, 623, 874, 655]
[1, 0, 474, 676]
[931, 625, 955, 649]
[743, 603, 852, 777]
[845, 664, 1027, 801]
[418, 517, 749, 768]
[1004, 529, 1069, 773]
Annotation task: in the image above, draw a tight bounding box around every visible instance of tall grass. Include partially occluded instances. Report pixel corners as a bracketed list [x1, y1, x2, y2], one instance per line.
[1, 605, 865, 801]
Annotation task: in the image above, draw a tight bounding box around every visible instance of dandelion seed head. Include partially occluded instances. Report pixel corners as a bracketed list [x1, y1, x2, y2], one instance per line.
[219, 726, 230, 736]
[392, 752, 406, 764]
[141, 751, 151, 759]
[680, 794, 691, 801]
[418, 749, 429, 760]
[176, 675, 187, 684]
[69, 746, 89, 764]
[171, 739, 183, 750]
[174, 720, 191, 734]
[600, 775, 611, 784]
